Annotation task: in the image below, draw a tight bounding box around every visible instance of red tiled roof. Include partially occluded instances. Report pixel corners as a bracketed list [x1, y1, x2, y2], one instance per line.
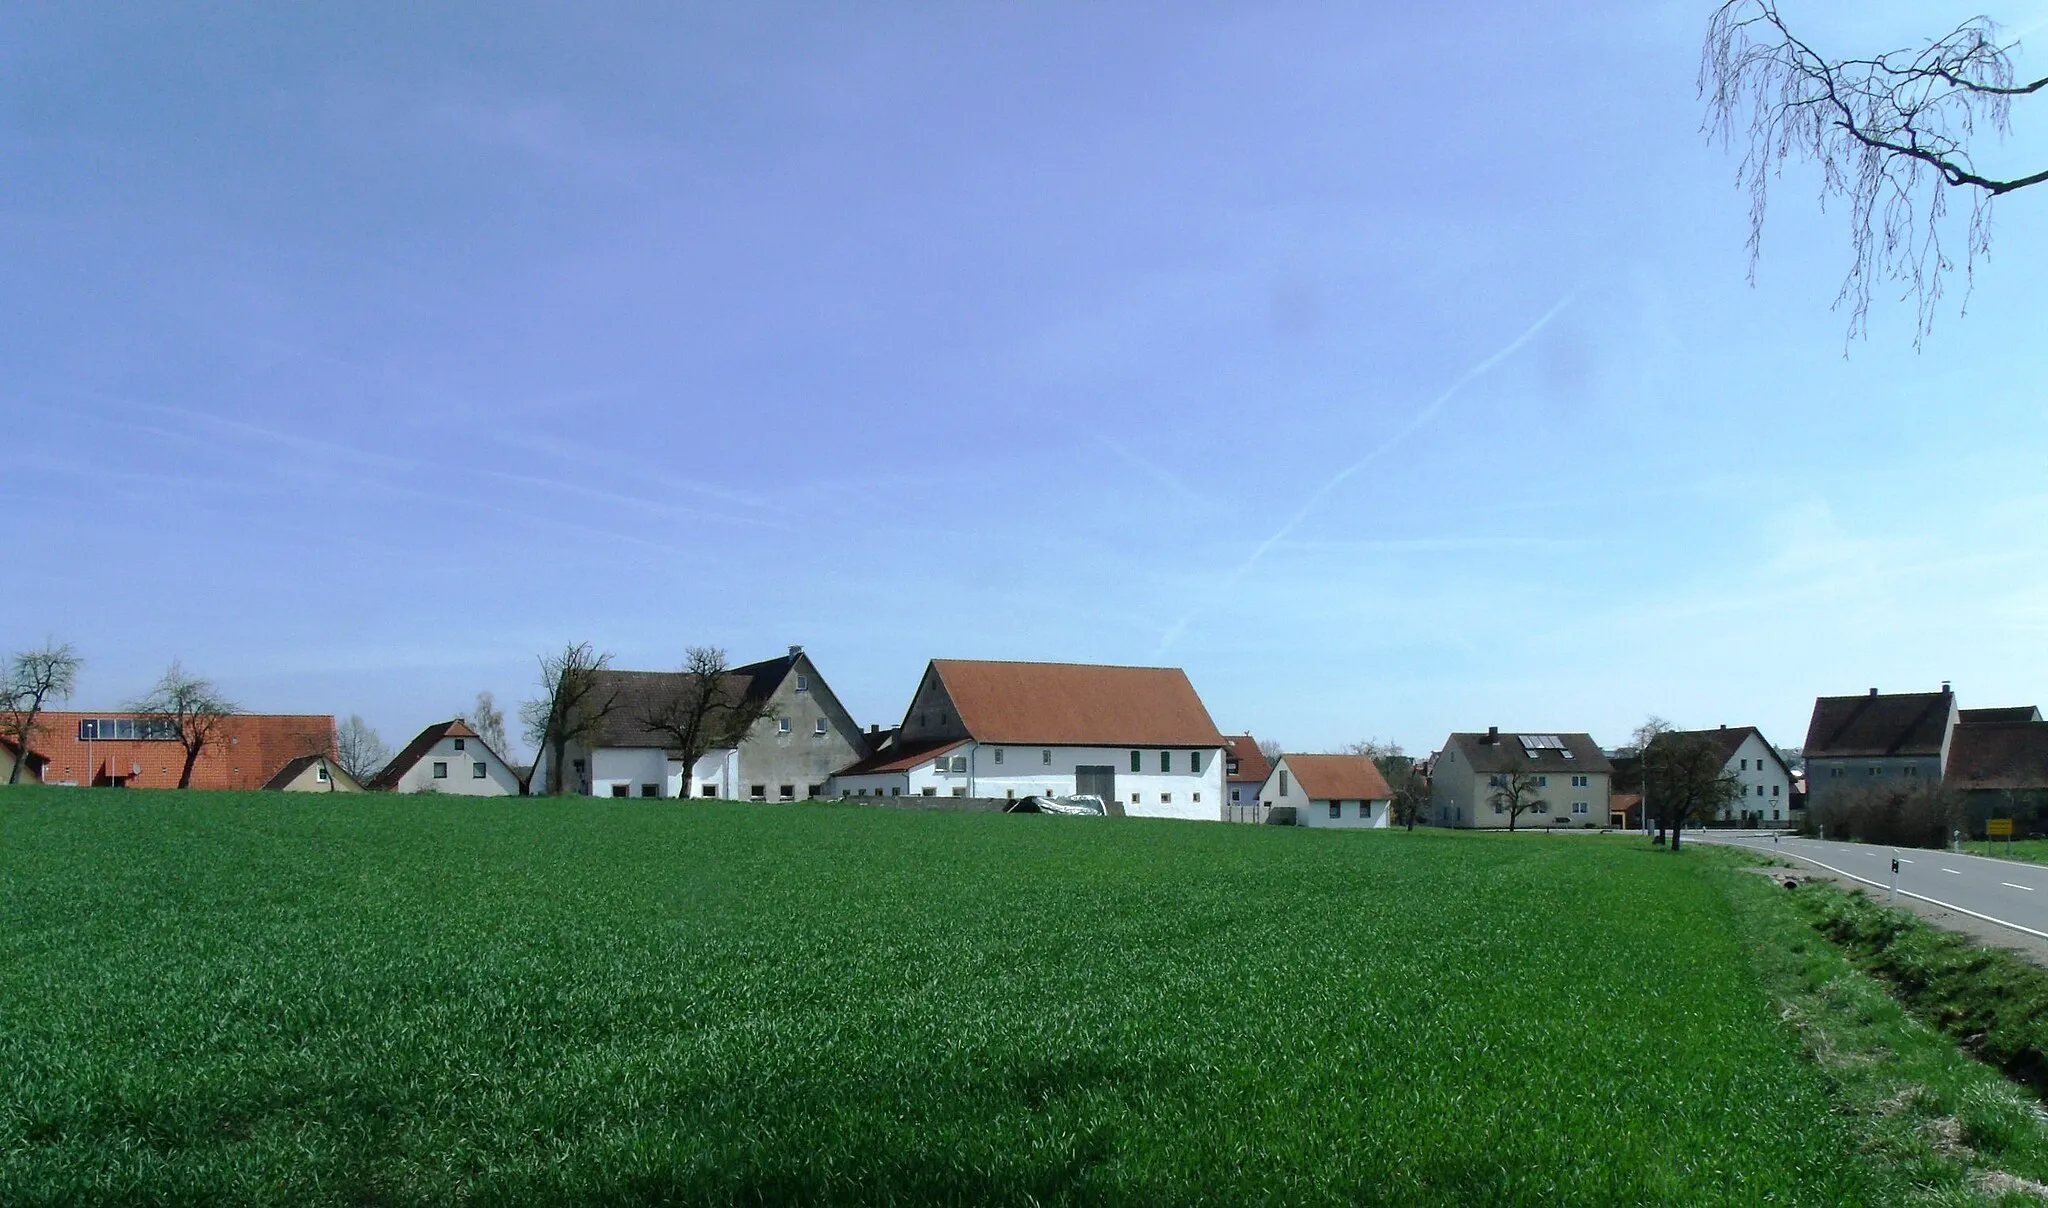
[834, 737, 968, 777]
[28, 711, 334, 791]
[1224, 735, 1272, 784]
[1945, 722, 2048, 791]
[1280, 754, 1393, 801]
[929, 660, 1225, 748]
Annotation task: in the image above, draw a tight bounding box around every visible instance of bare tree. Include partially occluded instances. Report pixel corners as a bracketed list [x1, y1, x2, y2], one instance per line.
[1388, 763, 1432, 832]
[1702, 1, 2046, 344]
[637, 647, 771, 797]
[129, 661, 238, 790]
[1643, 731, 1745, 852]
[519, 642, 621, 796]
[3, 641, 82, 785]
[1489, 769, 1549, 833]
[333, 715, 389, 783]
[1257, 737, 1283, 763]
[470, 691, 511, 761]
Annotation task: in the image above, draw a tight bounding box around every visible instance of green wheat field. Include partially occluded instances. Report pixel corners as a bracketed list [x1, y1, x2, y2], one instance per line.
[3, 788, 1893, 1204]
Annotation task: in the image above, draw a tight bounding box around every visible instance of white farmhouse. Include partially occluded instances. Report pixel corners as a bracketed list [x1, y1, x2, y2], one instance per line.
[1257, 753, 1394, 828]
[369, 719, 521, 795]
[1665, 725, 1796, 825]
[830, 659, 1228, 820]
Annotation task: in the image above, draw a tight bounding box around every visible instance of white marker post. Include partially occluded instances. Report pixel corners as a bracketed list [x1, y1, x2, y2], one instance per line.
[1890, 856, 1899, 904]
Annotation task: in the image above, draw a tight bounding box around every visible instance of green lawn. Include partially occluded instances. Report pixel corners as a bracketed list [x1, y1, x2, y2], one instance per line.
[0, 788, 1979, 1204]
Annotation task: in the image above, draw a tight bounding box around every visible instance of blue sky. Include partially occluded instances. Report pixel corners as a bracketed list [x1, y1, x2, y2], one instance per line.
[4, 2, 2045, 759]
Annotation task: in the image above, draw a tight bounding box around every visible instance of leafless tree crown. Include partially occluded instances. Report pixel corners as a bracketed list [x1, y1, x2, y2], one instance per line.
[519, 642, 620, 795]
[334, 714, 389, 782]
[637, 646, 771, 792]
[130, 660, 238, 789]
[1701, 0, 2045, 344]
[3, 640, 82, 785]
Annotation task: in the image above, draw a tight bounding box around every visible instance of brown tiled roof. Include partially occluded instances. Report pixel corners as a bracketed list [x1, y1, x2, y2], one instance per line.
[928, 659, 1225, 748]
[833, 738, 968, 777]
[368, 719, 484, 791]
[1945, 722, 2048, 791]
[29, 711, 334, 790]
[1668, 726, 1794, 780]
[1804, 690, 1953, 758]
[1223, 735, 1272, 784]
[583, 657, 793, 750]
[1442, 732, 1614, 775]
[1280, 754, 1392, 801]
[1962, 707, 2042, 725]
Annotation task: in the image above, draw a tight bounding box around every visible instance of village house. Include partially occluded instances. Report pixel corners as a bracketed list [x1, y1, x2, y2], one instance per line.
[534, 647, 869, 801]
[369, 719, 521, 795]
[1803, 685, 1959, 807]
[1945, 711, 2048, 827]
[1663, 725, 1796, 826]
[261, 753, 364, 793]
[830, 659, 1227, 819]
[1429, 728, 1613, 828]
[1222, 735, 1272, 822]
[26, 711, 335, 790]
[1257, 753, 1393, 828]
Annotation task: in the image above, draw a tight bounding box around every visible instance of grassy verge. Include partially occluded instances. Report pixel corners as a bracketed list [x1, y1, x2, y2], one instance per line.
[1704, 845, 2048, 1203]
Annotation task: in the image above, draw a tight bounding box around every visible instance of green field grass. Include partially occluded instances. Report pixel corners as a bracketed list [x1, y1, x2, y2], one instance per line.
[0, 787, 1993, 1204]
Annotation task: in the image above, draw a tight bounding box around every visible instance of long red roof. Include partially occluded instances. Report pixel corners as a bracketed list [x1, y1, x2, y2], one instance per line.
[930, 660, 1226, 748]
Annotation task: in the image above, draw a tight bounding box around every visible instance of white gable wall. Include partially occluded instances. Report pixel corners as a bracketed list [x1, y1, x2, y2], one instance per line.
[391, 734, 520, 795]
[1716, 731, 1794, 823]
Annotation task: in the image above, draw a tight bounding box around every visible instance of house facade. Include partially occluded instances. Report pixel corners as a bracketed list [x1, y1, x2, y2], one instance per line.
[1258, 754, 1393, 828]
[2, 736, 48, 785]
[262, 753, 364, 793]
[25, 711, 335, 790]
[1222, 735, 1273, 822]
[536, 647, 869, 801]
[1666, 725, 1795, 825]
[1430, 729, 1613, 828]
[831, 659, 1227, 820]
[1945, 716, 2048, 829]
[1803, 686, 1959, 807]
[369, 719, 521, 795]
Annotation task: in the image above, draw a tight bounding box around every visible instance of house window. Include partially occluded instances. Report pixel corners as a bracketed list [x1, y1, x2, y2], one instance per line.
[1193, 792, 1201, 803]
[1329, 802, 1341, 820]
[610, 783, 630, 798]
[473, 762, 487, 779]
[813, 718, 827, 736]
[1231, 788, 1241, 802]
[1005, 789, 1015, 800]
[454, 738, 465, 751]
[1571, 775, 1588, 788]
[1160, 751, 1172, 773]
[1739, 758, 1747, 771]
[1190, 751, 1203, 774]
[1904, 766, 1918, 777]
[1130, 792, 1140, 804]
[1161, 793, 1172, 804]
[1772, 809, 1780, 820]
[993, 748, 1004, 765]
[1130, 750, 1141, 772]
[1494, 802, 1505, 814]
[777, 718, 791, 735]
[1755, 785, 1765, 797]
[951, 756, 967, 773]
[890, 787, 901, 796]
[572, 759, 586, 773]
[702, 785, 719, 797]
[1773, 785, 1781, 797]
[1829, 767, 1842, 778]
[796, 674, 809, 692]
[1489, 774, 1505, 788]
[1535, 775, 1547, 787]
[807, 783, 823, 799]
[641, 783, 659, 797]
[1279, 771, 1290, 797]
[1227, 758, 1240, 775]
[751, 785, 767, 800]
[922, 787, 937, 797]
[432, 762, 448, 779]
[951, 787, 965, 797]
[1041, 749, 1051, 765]
[316, 763, 329, 782]
[779, 785, 795, 801]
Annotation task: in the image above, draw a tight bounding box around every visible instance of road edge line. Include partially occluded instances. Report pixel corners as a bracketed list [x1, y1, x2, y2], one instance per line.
[1725, 842, 2048, 941]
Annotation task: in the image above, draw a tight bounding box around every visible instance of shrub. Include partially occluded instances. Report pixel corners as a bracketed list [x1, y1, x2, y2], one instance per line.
[1805, 782, 1961, 849]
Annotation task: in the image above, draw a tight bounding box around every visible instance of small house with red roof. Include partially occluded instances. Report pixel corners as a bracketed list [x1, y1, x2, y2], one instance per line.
[1257, 753, 1394, 828]
[1222, 735, 1273, 821]
[368, 719, 520, 795]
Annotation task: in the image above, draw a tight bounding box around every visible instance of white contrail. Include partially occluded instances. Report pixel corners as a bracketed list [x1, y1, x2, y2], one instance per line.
[1156, 291, 1578, 654]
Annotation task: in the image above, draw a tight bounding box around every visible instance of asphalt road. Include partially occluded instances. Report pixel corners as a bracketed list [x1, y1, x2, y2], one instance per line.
[1692, 831, 2048, 939]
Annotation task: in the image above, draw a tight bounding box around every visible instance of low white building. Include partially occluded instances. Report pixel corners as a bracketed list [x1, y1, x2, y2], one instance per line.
[1258, 753, 1394, 828]
[1665, 725, 1796, 825]
[830, 659, 1228, 820]
[261, 753, 364, 793]
[369, 719, 521, 795]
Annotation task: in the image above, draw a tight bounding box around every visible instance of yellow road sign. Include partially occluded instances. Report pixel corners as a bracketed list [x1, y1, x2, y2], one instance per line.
[1988, 818, 2014, 837]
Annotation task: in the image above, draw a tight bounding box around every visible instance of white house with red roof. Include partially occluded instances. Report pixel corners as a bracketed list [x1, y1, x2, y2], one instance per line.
[830, 659, 1228, 820]
[1222, 735, 1273, 822]
[368, 719, 521, 795]
[1257, 754, 1394, 828]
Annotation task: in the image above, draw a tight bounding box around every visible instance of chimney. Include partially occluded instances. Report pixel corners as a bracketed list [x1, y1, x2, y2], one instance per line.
[869, 723, 879, 734]
[1942, 680, 1952, 694]
[1485, 726, 1499, 744]
[1869, 688, 1879, 696]
[788, 644, 803, 656]
[1719, 723, 1726, 730]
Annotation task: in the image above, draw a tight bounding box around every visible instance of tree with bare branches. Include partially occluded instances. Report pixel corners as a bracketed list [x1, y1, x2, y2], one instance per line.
[1489, 769, 1548, 833]
[1643, 730, 1745, 852]
[3, 641, 82, 785]
[636, 647, 772, 798]
[129, 661, 238, 790]
[519, 642, 621, 796]
[1701, 1, 2045, 344]
[470, 691, 511, 761]
[334, 714, 389, 783]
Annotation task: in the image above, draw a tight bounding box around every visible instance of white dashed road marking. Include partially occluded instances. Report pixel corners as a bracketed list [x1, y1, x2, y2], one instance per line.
[1943, 868, 1962, 875]
[2004, 883, 2035, 892]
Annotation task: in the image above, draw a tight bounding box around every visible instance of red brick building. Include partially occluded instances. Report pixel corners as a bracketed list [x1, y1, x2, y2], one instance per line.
[27, 711, 336, 790]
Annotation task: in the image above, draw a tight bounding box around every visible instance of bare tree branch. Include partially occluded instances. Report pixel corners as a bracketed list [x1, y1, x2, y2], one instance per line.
[636, 647, 771, 797]
[129, 661, 238, 790]
[1701, 0, 2043, 345]
[3, 641, 82, 786]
